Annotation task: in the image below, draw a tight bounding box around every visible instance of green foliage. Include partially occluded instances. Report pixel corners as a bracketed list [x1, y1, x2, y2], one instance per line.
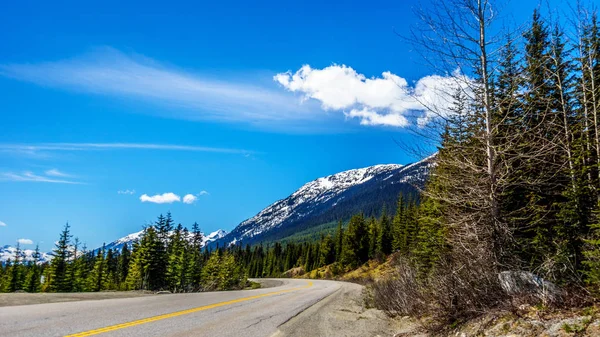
[49, 223, 73, 292]
[201, 251, 244, 291]
[342, 214, 370, 268]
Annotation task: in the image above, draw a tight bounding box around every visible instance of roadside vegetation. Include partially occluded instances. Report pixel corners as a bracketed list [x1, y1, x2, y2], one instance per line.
[368, 0, 600, 332]
[0, 213, 247, 293]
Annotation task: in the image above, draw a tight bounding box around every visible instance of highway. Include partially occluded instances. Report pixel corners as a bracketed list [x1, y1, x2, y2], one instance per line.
[0, 279, 346, 337]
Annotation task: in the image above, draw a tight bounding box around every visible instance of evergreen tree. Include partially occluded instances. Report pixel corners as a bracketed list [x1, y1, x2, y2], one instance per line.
[334, 220, 344, 260]
[49, 223, 73, 292]
[117, 244, 131, 288]
[319, 235, 335, 267]
[86, 245, 107, 292]
[24, 245, 42, 293]
[379, 207, 393, 256]
[9, 243, 24, 292]
[368, 216, 380, 259]
[341, 214, 369, 268]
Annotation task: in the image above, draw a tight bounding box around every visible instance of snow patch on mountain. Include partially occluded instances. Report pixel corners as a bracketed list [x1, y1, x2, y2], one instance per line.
[220, 158, 436, 246]
[0, 245, 52, 264]
[99, 228, 228, 253]
[2, 228, 228, 263]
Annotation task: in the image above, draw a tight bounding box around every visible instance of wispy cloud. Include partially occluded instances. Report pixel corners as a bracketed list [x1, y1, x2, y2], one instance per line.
[0, 221, 6, 227]
[0, 142, 256, 157]
[45, 169, 72, 177]
[0, 47, 318, 126]
[118, 189, 136, 195]
[17, 238, 33, 245]
[1, 171, 83, 184]
[198, 190, 209, 196]
[140, 192, 181, 204]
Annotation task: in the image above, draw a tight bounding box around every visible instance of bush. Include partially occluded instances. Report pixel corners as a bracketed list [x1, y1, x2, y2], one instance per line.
[371, 255, 507, 327]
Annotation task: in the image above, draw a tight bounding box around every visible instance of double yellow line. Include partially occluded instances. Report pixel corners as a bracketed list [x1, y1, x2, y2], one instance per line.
[65, 281, 313, 337]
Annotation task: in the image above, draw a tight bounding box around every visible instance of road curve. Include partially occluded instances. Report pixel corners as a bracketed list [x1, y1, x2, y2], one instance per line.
[0, 279, 342, 337]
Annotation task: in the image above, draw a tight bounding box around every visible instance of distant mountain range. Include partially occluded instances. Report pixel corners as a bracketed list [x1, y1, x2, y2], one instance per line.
[96, 228, 228, 254]
[1, 155, 434, 263]
[211, 155, 434, 247]
[0, 245, 52, 264]
[0, 229, 228, 265]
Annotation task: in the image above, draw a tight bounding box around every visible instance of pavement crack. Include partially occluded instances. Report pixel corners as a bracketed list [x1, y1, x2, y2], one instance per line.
[245, 314, 278, 329]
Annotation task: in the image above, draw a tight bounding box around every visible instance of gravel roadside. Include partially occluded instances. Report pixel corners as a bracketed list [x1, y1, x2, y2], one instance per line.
[273, 281, 422, 337]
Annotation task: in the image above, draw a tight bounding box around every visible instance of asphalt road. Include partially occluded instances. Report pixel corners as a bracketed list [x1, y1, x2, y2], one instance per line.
[0, 279, 344, 337]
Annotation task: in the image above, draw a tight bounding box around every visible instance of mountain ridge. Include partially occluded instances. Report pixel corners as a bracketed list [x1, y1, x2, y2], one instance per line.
[0, 229, 228, 264]
[213, 156, 433, 247]
[2, 156, 434, 262]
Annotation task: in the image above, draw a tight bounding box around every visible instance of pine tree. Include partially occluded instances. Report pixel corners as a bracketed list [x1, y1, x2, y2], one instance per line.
[24, 245, 42, 293]
[392, 194, 406, 252]
[334, 220, 344, 260]
[341, 214, 369, 268]
[87, 245, 107, 292]
[319, 235, 335, 266]
[49, 223, 73, 292]
[166, 224, 186, 292]
[379, 208, 393, 256]
[368, 216, 380, 259]
[9, 243, 24, 292]
[117, 244, 131, 288]
[190, 222, 204, 289]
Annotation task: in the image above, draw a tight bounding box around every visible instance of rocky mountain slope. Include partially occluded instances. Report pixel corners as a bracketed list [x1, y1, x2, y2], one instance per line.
[213, 155, 434, 247]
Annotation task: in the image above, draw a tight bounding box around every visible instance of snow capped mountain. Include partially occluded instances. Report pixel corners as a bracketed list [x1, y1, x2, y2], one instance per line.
[214, 155, 434, 247]
[0, 245, 52, 264]
[1, 229, 228, 264]
[204, 229, 227, 244]
[97, 228, 228, 253]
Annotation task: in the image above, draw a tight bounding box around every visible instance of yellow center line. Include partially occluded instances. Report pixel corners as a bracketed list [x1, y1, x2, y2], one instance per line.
[64, 281, 314, 337]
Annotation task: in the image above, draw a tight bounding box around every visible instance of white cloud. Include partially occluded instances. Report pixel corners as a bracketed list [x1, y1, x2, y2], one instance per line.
[183, 194, 198, 204]
[198, 190, 209, 196]
[345, 108, 409, 127]
[1, 171, 82, 184]
[0, 47, 315, 126]
[17, 238, 33, 245]
[140, 192, 181, 204]
[118, 189, 136, 195]
[0, 221, 6, 227]
[274, 64, 463, 127]
[44, 169, 72, 177]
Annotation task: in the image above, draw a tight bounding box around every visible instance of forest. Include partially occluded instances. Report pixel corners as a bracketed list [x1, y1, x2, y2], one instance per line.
[0, 197, 419, 294]
[363, 0, 600, 325]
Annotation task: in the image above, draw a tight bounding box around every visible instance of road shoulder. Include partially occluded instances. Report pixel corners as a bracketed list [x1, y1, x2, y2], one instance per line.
[273, 281, 418, 337]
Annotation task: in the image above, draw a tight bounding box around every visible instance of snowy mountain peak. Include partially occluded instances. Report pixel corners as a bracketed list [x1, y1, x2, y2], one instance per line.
[1, 228, 228, 264]
[215, 157, 433, 247]
[292, 164, 404, 201]
[205, 229, 227, 241]
[99, 228, 228, 254]
[0, 245, 52, 264]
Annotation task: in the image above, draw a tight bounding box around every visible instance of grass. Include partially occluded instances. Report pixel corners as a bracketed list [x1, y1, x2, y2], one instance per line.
[246, 281, 262, 290]
[562, 322, 586, 334]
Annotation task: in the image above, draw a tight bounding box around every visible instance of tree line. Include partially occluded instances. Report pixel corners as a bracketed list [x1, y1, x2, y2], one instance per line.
[369, 1, 600, 323]
[0, 213, 246, 293]
[1, 198, 424, 293]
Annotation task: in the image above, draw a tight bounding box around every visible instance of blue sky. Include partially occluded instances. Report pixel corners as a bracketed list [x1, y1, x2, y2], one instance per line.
[0, 0, 550, 251]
